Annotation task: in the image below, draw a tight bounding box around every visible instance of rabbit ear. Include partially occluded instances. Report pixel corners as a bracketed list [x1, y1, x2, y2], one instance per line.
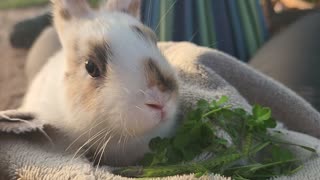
[51, 0, 92, 20]
[51, 0, 93, 40]
[0, 110, 45, 134]
[104, 0, 141, 19]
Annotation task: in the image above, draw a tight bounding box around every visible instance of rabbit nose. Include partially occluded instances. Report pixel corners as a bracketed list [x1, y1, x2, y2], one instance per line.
[145, 103, 164, 111]
[144, 86, 171, 118]
[145, 102, 165, 119]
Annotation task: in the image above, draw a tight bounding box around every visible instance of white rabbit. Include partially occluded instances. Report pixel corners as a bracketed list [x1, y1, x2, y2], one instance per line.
[0, 0, 179, 166]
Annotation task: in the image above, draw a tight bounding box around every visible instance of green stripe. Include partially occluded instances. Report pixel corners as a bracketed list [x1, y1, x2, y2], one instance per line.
[245, 0, 260, 49]
[159, 0, 175, 41]
[237, 0, 258, 57]
[196, 0, 210, 47]
[248, 0, 264, 46]
[205, 0, 216, 48]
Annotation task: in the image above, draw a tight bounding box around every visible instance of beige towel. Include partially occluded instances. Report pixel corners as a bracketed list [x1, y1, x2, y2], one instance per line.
[0, 27, 320, 180]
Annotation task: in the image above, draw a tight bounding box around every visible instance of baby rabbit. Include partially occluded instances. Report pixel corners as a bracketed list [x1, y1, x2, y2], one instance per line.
[0, 0, 179, 166]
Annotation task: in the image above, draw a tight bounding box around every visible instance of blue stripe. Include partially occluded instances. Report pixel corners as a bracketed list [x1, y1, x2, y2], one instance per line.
[151, 0, 160, 34]
[255, 0, 269, 41]
[226, 0, 248, 61]
[184, 0, 193, 40]
[211, 0, 235, 56]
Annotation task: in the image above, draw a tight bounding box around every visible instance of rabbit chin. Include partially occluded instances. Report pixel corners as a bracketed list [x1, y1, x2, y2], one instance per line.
[94, 107, 179, 166]
[63, 110, 178, 166]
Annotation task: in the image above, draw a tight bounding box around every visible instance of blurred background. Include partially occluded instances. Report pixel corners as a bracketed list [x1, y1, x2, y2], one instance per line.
[0, 0, 320, 111]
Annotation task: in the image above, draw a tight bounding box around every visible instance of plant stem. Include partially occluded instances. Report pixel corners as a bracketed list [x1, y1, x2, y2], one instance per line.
[113, 153, 243, 178]
[202, 105, 233, 118]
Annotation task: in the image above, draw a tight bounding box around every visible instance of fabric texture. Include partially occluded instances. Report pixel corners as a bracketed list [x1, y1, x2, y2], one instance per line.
[1, 36, 320, 179]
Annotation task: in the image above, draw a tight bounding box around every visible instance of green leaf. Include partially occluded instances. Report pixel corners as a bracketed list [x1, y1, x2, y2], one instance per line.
[197, 99, 210, 110]
[186, 109, 203, 122]
[140, 153, 155, 166]
[271, 145, 295, 162]
[216, 96, 229, 106]
[265, 118, 277, 128]
[252, 105, 271, 122]
[149, 137, 170, 152]
[166, 146, 183, 164]
[150, 149, 168, 166]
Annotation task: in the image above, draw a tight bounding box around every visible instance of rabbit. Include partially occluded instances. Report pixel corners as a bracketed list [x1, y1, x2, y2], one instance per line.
[0, 0, 179, 166]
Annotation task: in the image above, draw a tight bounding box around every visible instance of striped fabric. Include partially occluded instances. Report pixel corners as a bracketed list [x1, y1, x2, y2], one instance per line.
[141, 0, 269, 61]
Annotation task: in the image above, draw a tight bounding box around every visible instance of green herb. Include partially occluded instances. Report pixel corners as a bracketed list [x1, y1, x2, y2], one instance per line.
[114, 96, 316, 179]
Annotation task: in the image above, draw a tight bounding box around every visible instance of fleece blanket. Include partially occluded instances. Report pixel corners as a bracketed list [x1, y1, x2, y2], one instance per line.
[0, 28, 320, 180]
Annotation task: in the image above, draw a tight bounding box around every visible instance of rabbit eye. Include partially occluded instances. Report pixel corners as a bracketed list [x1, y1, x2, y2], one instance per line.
[85, 60, 100, 77]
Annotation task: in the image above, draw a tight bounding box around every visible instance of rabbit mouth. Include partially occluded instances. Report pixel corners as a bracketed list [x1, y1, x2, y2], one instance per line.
[145, 103, 166, 120]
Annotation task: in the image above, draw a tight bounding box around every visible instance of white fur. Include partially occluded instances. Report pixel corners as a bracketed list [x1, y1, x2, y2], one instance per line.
[105, 0, 135, 11]
[21, 52, 66, 124]
[21, 0, 179, 166]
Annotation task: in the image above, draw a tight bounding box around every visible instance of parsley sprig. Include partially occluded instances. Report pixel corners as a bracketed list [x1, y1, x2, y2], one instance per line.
[114, 96, 316, 179]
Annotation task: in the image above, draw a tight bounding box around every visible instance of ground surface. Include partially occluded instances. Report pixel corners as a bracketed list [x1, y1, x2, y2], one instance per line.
[0, 7, 46, 110]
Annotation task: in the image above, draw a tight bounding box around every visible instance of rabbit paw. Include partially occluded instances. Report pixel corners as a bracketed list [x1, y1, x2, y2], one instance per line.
[0, 110, 44, 134]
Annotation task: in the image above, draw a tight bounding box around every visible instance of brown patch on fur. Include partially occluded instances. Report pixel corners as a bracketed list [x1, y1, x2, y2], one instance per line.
[144, 59, 177, 92]
[64, 40, 111, 112]
[88, 42, 112, 75]
[60, 8, 71, 20]
[128, 0, 141, 18]
[131, 25, 158, 44]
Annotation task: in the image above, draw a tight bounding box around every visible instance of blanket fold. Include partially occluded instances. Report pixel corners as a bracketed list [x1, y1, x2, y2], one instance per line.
[1, 41, 320, 180]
